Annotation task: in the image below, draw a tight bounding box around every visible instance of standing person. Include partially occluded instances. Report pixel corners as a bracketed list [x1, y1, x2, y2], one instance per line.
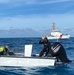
[39, 37, 51, 57]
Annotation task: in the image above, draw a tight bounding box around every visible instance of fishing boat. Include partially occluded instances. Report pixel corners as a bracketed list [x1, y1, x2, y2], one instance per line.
[0, 45, 56, 67]
[42, 23, 70, 40]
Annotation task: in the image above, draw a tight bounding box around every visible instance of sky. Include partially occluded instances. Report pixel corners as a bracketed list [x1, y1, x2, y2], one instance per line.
[0, 0, 74, 35]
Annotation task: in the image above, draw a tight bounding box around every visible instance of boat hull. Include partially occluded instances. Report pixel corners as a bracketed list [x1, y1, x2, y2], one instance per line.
[0, 56, 56, 67]
[42, 35, 70, 40]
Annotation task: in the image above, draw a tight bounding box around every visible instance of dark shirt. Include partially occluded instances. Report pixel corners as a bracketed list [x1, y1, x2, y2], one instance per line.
[39, 39, 51, 50]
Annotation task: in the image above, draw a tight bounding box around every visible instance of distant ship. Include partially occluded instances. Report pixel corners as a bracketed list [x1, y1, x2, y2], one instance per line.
[42, 23, 70, 40]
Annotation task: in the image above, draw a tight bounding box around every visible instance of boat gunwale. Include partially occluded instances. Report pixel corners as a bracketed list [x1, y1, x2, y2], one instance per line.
[0, 55, 56, 59]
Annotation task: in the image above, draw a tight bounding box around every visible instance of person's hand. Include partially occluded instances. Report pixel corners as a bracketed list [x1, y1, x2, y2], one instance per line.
[40, 38, 42, 40]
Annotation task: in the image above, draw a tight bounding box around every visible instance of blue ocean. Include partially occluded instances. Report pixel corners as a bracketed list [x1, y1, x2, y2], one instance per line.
[0, 37, 74, 75]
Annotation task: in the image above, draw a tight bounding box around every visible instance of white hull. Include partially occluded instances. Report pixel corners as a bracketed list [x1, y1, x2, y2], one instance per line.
[42, 35, 70, 40]
[0, 56, 56, 67]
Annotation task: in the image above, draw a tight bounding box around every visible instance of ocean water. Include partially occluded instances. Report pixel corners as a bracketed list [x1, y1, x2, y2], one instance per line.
[0, 37, 74, 75]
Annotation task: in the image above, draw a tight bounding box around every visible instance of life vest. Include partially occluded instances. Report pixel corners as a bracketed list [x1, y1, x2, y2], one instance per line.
[0, 47, 9, 56]
[0, 47, 4, 52]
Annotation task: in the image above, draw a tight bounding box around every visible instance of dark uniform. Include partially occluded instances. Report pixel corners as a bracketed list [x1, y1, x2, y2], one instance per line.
[39, 37, 51, 57]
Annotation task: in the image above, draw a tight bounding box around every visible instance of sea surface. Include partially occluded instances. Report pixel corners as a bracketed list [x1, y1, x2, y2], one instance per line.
[0, 37, 74, 75]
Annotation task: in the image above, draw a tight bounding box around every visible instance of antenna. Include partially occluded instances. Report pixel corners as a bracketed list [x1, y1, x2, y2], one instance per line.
[52, 22, 56, 31]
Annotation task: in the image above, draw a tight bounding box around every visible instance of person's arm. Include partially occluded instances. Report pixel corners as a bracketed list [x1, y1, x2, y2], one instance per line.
[39, 38, 44, 44]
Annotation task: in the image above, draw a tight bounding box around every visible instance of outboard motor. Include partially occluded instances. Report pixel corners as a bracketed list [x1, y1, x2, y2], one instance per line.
[50, 42, 71, 63]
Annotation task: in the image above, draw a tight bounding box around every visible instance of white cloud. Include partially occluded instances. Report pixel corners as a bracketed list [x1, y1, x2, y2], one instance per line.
[38, 0, 72, 4]
[0, 0, 72, 4]
[0, 13, 74, 31]
[0, 0, 9, 3]
[0, 0, 36, 4]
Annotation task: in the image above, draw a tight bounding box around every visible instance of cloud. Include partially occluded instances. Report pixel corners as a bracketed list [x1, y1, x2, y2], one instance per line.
[0, 13, 74, 30]
[0, 0, 73, 21]
[0, 0, 73, 17]
[0, 0, 72, 4]
[0, 13, 74, 37]
[0, 0, 9, 3]
[37, 0, 72, 4]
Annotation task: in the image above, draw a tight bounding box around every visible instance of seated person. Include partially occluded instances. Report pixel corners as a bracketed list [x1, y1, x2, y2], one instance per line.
[0, 45, 14, 56]
[0, 45, 9, 56]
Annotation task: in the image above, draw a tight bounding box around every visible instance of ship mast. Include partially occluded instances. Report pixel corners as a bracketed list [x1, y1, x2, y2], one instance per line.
[52, 22, 56, 31]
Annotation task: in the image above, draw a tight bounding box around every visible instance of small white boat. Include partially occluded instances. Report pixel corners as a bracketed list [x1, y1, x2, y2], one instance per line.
[42, 23, 70, 40]
[0, 56, 56, 67]
[0, 45, 56, 67]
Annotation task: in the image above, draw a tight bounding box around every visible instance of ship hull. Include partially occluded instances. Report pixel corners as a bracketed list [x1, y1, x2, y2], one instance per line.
[42, 35, 70, 40]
